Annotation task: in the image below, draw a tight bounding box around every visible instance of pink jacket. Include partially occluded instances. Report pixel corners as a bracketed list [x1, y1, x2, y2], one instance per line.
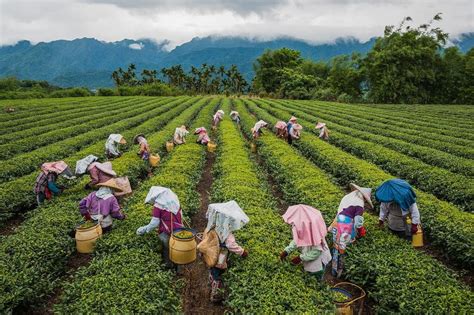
[223, 232, 244, 256]
[152, 207, 183, 235]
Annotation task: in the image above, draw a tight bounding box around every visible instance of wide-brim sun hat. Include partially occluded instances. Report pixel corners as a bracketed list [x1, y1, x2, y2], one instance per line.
[119, 136, 127, 144]
[217, 110, 225, 115]
[293, 123, 303, 130]
[315, 122, 326, 129]
[97, 178, 124, 192]
[289, 116, 297, 122]
[350, 183, 373, 209]
[95, 162, 117, 177]
[133, 134, 145, 144]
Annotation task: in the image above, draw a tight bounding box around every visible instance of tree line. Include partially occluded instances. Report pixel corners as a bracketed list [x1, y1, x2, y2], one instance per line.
[111, 63, 248, 95]
[252, 14, 474, 104]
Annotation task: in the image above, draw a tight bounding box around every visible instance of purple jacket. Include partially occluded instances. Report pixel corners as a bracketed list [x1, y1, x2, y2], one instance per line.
[79, 192, 124, 219]
[152, 207, 183, 235]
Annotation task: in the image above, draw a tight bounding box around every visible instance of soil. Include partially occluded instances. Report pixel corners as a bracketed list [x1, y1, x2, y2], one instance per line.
[0, 214, 25, 236]
[15, 252, 92, 315]
[181, 151, 226, 315]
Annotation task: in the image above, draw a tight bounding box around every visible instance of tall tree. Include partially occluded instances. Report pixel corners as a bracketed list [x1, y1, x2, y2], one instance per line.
[363, 14, 447, 104]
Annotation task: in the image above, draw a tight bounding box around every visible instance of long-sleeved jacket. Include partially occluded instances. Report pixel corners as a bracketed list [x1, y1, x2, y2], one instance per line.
[379, 202, 420, 231]
[285, 239, 331, 273]
[79, 192, 124, 228]
[221, 232, 244, 256]
[34, 172, 60, 195]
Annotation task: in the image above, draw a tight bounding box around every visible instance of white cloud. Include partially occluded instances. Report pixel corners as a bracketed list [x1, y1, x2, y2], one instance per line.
[0, 0, 472, 47]
[128, 42, 144, 50]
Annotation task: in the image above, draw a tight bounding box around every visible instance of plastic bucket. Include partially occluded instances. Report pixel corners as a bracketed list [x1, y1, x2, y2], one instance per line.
[169, 228, 197, 265]
[412, 225, 424, 247]
[75, 222, 102, 253]
[207, 142, 217, 153]
[149, 154, 160, 167]
[166, 141, 174, 152]
[331, 282, 366, 315]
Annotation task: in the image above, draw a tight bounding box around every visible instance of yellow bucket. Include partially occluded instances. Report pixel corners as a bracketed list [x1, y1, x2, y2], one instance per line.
[75, 223, 102, 254]
[250, 142, 257, 153]
[149, 154, 160, 167]
[169, 228, 197, 265]
[207, 142, 217, 153]
[412, 225, 424, 247]
[166, 141, 174, 152]
[331, 282, 366, 315]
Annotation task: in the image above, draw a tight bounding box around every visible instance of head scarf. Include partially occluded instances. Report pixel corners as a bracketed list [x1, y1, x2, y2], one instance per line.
[75, 155, 98, 175]
[41, 161, 69, 174]
[194, 127, 207, 134]
[206, 200, 249, 242]
[375, 178, 416, 211]
[253, 120, 268, 133]
[95, 186, 114, 200]
[145, 186, 180, 214]
[283, 204, 328, 247]
[175, 126, 189, 138]
[137, 136, 147, 145]
[106, 134, 124, 156]
[230, 111, 239, 117]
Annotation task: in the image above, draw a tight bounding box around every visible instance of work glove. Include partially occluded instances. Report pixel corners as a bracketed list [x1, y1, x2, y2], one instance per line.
[136, 226, 148, 236]
[411, 224, 419, 235]
[279, 251, 288, 261]
[291, 256, 302, 265]
[356, 226, 367, 239]
[241, 250, 248, 258]
[378, 220, 384, 228]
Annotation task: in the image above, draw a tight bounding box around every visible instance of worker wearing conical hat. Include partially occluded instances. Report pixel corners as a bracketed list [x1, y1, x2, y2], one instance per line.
[286, 116, 301, 144]
[274, 121, 288, 138]
[315, 122, 329, 141]
[105, 134, 126, 159]
[194, 127, 210, 145]
[76, 155, 117, 189]
[133, 134, 151, 160]
[329, 183, 373, 278]
[251, 120, 268, 139]
[79, 178, 125, 232]
[230, 111, 240, 123]
[212, 110, 225, 128]
[173, 126, 189, 145]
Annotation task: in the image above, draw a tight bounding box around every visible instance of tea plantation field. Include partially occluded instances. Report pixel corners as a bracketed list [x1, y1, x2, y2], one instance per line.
[0, 96, 472, 313]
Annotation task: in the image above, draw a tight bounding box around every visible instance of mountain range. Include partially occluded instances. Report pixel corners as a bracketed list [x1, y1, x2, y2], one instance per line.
[1, 33, 473, 88]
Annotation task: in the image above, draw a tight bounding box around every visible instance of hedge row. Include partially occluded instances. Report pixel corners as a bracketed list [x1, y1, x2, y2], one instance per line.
[235, 99, 474, 314]
[281, 100, 473, 159]
[267, 99, 474, 177]
[300, 100, 474, 141]
[0, 97, 102, 124]
[0, 97, 133, 145]
[0, 97, 191, 225]
[0, 98, 144, 159]
[0, 97, 111, 133]
[53, 98, 219, 313]
[260, 100, 474, 210]
[247, 99, 474, 268]
[209, 100, 335, 313]
[0, 97, 209, 312]
[0, 97, 178, 183]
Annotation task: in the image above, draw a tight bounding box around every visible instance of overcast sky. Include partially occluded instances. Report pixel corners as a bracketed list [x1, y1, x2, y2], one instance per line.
[0, 0, 473, 49]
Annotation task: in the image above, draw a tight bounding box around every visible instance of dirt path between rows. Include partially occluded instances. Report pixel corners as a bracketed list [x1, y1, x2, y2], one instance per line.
[181, 151, 226, 315]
